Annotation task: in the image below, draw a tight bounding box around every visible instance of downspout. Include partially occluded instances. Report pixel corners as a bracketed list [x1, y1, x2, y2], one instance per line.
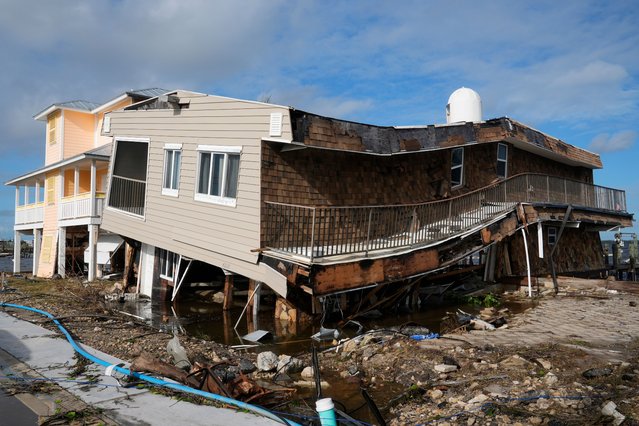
[549, 205, 573, 294]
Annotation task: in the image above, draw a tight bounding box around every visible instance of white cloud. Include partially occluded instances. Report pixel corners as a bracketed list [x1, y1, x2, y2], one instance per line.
[589, 131, 636, 153]
[0, 1, 638, 146]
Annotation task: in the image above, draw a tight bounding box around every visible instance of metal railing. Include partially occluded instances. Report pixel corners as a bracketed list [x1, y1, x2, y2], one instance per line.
[263, 173, 627, 260]
[108, 175, 146, 217]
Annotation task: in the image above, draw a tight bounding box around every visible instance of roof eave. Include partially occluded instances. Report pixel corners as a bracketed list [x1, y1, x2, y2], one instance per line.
[504, 136, 602, 169]
[34, 105, 96, 121]
[90, 94, 130, 114]
[4, 152, 110, 186]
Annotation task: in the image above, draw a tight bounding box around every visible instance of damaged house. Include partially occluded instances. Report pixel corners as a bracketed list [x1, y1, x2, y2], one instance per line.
[99, 88, 633, 319]
[6, 89, 167, 280]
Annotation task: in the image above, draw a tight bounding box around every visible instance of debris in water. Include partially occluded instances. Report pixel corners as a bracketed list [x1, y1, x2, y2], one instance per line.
[242, 330, 272, 343]
[311, 327, 340, 341]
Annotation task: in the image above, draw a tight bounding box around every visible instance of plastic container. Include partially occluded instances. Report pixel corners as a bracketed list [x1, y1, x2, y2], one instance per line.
[315, 397, 337, 426]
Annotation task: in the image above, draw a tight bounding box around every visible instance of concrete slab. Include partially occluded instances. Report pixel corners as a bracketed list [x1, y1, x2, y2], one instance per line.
[0, 311, 280, 425]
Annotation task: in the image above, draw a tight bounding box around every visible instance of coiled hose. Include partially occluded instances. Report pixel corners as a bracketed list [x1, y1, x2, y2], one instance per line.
[0, 302, 299, 426]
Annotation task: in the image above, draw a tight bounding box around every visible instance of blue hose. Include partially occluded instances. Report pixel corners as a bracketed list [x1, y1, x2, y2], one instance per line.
[0, 302, 300, 426]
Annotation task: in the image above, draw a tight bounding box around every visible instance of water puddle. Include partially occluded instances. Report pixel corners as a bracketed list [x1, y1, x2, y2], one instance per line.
[110, 291, 536, 421]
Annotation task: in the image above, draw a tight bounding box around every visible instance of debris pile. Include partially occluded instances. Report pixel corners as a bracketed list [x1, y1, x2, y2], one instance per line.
[440, 307, 510, 334]
[129, 336, 297, 406]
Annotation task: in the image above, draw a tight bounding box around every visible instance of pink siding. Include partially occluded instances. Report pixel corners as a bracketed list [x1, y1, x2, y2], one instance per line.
[63, 110, 94, 159]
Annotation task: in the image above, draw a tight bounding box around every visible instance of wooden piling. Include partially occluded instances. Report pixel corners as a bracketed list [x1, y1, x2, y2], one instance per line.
[222, 273, 234, 311]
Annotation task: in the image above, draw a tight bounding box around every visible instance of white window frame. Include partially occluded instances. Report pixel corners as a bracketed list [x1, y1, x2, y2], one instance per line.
[450, 147, 464, 188]
[548, 226, 557, 246]
[159, 248, 176, 281]
[162, 143, 182, 197]
[104, 136, 150, 220]
[497, 143, 508, 178]
[194, 145, 242, 207]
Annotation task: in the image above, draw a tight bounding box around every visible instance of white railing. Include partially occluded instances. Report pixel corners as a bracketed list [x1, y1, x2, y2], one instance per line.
[58, 193, 106, 220]
[15, 204, 44, 225]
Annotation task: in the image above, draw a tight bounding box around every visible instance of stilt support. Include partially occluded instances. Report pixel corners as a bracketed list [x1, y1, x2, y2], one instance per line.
[222, 271, 234, 311]
[13, 230, 22, 274]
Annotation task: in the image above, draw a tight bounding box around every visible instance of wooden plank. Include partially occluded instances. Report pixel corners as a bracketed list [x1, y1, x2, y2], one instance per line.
[223, 274, 234, 311]
[312, 248, 439, 295]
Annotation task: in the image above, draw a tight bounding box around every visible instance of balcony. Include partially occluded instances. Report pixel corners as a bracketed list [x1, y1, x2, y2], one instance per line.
[58, 192, 105, 220]
[15, 203, 44, 226]
[107, 175, 146, 217]
[263, 173, 628, 262]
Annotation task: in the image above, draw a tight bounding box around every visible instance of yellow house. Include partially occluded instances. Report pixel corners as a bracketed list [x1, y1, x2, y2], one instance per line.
[6, 89, 167, 280]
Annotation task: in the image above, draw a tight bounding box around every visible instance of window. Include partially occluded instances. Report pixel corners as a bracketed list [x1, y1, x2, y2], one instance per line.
[497, 143, 508, 178]
[159, 249, 176, 280]
[162, 144, 182, 196]
[108, 138, 149, 217]
[195, 145, 241, 206]
[450, 147, 464, 188]
[548, 227, 557, 246]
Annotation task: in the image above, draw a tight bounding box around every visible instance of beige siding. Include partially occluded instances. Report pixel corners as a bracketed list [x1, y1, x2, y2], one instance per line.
[63, 110, 94, 158]
[96, 99, 132, 147]
[101, 93, 292, 291]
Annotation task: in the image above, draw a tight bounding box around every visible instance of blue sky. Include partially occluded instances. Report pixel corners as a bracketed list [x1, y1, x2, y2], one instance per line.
[0, 0, 637, 238]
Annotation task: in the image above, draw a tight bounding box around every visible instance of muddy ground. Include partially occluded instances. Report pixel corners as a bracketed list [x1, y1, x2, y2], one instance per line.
[1, 276, 639, 425]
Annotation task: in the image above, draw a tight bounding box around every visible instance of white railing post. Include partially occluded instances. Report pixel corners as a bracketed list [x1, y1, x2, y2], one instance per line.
[90, 160, 97, 217]
[14, 187, 19, 223]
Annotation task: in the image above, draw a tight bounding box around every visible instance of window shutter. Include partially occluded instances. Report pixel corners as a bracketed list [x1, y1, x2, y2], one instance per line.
[48, 113, 57, 145]
[46, 176, 56, 205]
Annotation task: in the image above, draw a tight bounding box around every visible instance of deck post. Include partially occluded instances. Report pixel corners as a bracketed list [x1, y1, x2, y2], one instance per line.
[521, 228, 532, 297]
[87, 224, 98, 281]
[90, 160, 97, 217]
[222, 271, 234, 311]
[32, 228, 41, 276]
[57, 227, 66, 278]
[247, 279, 257, 317]
[13, 230, 21, 274]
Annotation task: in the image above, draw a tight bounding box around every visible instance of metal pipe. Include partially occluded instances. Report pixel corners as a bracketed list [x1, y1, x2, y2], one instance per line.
[521, 227, 532, 298]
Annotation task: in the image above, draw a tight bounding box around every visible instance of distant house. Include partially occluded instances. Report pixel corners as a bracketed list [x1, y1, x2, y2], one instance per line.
[6, 89, 167, 279]
[99, 88, 632, 317]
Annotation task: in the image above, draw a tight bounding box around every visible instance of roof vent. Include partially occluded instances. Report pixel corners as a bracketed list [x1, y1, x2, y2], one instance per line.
[446, 87, 482, 124]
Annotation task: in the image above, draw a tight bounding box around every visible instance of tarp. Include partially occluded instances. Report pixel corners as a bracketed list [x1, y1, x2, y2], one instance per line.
[83, 234, 124, 265]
